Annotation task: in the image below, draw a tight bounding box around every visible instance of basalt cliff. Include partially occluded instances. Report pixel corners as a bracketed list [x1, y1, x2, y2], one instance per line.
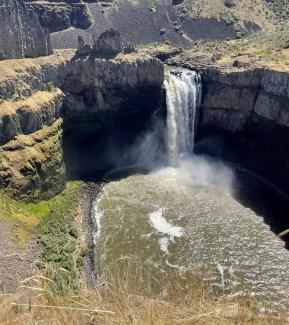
[166, 53, 289, 192]
[0, 0, 52, 60]
[0, 31, 164, 201]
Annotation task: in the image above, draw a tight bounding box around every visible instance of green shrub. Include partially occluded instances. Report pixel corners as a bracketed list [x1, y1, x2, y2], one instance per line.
[47, 81, 57, 91]
[147, 0, 156, 11]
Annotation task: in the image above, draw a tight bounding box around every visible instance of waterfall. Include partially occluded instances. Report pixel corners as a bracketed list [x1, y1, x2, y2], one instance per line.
[164, 69, 201, 166]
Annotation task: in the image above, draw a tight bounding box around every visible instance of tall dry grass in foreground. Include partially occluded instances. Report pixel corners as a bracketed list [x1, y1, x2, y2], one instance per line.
[0, 264, 288, 325]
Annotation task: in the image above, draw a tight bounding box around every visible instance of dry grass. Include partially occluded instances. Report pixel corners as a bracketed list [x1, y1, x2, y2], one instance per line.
[178, 0, 286, 31]
[0, 263, 288, 325]
[0, 50, 74, 83]
[0, 89, 63, 117]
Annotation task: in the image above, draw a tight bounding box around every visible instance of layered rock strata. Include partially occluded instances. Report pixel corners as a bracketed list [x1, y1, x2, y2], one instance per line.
[0, 45, 164, 200]
[168, 54, 289, 191]
[0, 51, 74, 143]
[0, 51, 73, 200]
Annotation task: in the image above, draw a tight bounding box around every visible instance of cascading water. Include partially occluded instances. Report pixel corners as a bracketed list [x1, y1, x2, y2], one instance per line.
[164, 69, 201, 165]
[92, 67, 289, 312]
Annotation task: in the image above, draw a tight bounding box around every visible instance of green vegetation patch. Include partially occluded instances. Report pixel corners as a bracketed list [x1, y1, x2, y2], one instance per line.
[147, 0, 156, 12]
[39, 182, 82, 274]
[0, 181, 82, 271]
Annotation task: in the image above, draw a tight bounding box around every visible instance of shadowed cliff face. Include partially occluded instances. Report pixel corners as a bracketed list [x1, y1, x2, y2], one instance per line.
[24, 0, 93, 33]
[0, 0, 52, 60]
[0, 48, 165, 200]
[196, 67, 289, 192]
[167, 56, 289, 193]
[60, 51, 165, 178]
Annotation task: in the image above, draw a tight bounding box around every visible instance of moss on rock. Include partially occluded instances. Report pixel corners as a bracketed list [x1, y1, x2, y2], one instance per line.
[0, 119, 65, 201]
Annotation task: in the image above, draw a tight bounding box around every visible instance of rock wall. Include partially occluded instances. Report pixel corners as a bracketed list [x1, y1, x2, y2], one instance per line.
[168, 55, 289, 191]
[0, 48, 165, 200]
[0, 0, 52, 60]
[0, 51, 74, 144]
[197, 68, 289, 134]
[0, 120, 65, 201]
[60, 51, 165, 178]
[61, 52, 164, 113]
[198, 67, 289, 193]
[0, 51, 73, 200]
[24, 0, 93, 33]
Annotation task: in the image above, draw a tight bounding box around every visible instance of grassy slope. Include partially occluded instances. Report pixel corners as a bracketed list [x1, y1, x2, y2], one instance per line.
[0, 181, 82, 266]
[143, 25, 289, 70]
[178, 0, 289, 31]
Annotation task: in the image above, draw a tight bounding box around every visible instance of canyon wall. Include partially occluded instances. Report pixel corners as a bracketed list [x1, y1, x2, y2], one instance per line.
[61, 53, 164, 113]
[168, 55, 289, 191]
[0, 49, 164, 200]
[0, 51, 73, 200]
[24, 0, 93, 33]
[60, 51, 165, 179]
[0, 0, 52, 60]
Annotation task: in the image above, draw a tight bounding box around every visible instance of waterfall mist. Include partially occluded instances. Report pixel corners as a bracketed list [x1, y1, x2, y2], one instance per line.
[161, 68, 234, 194]
[164, 69, 202, 166]
[108, 67, 234, 194]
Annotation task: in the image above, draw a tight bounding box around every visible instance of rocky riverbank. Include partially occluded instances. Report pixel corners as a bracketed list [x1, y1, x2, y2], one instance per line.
[75, 182, 102, 289]
[0, 222, 39, 293]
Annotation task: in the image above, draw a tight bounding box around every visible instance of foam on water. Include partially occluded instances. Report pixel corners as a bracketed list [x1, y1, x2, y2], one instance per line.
[159, 237, 170, 255]
[149, 209, 184, 238]
[92, 68, 289, 311]
[93, 165, 289, 311]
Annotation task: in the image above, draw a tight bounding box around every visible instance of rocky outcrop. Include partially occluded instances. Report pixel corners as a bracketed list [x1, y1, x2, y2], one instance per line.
[0, 90, 64, 145]
[24, 0, 93, 33]
[0, 51, 73, 200]
[0, 50, 74, 145]
[61, 52, 164, 113]
[92, 29, 122, 55]
[167, 55, 289, 134]
[0, 45, 164, 199]
[0, 0, 52, 60]
[168, 54, 289, 191]
[76, 29, 135, 56]
[0, 50, 74, 103]
[198, 68, 289, 134]
[0, 120, 65, 201]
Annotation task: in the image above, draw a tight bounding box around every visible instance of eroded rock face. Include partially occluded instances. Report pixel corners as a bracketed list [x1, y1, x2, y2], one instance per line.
[24, 0, 93, 33]
[0, 90, 64, 145]
[167, 56, 289, 133]
[168, 54, 289, 191]
[92, 29, 122, 55]
[0, 0, 52, 60]
[0, 120, 65, 201]
[0, 49, 164, 199]
[61, 52, 164, 113]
